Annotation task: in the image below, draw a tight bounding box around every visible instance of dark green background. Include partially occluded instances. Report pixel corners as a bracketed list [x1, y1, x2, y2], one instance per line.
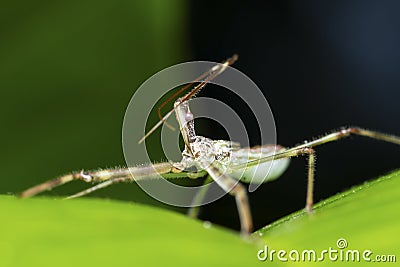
[0, 1, 188, 205]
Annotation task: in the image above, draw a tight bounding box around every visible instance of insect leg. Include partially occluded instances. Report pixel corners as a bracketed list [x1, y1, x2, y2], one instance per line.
[65, 176, 131, 199]
[206, 164, 253, 236]
[275, 127, 400, 211]
[187, 175, 213, 219]
[295, 127, 400, 148]
[19, 172, 90, 198]
[19, 162, 174, 198]
[66, 162, 189, 199]
[230, 147, 316, 213]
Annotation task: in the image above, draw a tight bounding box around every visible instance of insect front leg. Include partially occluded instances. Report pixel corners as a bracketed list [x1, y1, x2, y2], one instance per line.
[65, 163, 178, 199]
[19, 170, 94, 198]
[19, 162, 174, 198]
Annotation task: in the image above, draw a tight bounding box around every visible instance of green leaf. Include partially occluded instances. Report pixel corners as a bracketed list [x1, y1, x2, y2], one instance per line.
[255, 169, 400, 265]
[1, 170, 399, 266]
[0, 195, 266, 267]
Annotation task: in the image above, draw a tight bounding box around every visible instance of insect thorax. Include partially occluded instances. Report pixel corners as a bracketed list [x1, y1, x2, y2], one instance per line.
[180, 136, 233, 170]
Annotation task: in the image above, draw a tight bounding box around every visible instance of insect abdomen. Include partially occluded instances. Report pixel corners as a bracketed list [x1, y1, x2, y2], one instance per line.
[229, 145, 290, 184]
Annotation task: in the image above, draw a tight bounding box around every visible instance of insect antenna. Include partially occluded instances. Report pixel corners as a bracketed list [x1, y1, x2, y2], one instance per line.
[138, 54, 238, 144]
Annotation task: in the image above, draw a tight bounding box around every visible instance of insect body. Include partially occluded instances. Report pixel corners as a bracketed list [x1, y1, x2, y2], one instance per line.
[230, 145, 290, 183]
[20, 55, 400, 236]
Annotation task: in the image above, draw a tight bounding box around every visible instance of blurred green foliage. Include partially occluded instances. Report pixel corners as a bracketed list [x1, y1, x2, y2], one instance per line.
[0, 1, 188, 202]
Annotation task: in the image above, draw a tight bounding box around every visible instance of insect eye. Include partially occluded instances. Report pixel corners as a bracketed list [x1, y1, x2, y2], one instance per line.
[185, 112, 194, 122]
[79, 170, 93, 182]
